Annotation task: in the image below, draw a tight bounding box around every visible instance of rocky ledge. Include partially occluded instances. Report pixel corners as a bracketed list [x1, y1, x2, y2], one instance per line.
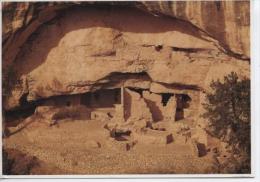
[2, 2, 250, 111]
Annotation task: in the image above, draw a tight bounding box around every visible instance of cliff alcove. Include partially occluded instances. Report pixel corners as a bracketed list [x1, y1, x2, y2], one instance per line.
[2, 1, 250, 174]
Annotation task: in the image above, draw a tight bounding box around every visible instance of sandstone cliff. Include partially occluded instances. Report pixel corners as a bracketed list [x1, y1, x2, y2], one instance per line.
[141, 1, 250, 58]
[2, 1, 250, 110]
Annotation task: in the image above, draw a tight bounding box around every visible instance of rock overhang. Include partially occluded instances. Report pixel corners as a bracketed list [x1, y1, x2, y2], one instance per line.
[2, 2, 250, 111]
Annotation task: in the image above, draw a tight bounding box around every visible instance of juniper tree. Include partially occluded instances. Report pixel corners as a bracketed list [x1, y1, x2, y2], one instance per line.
[203, 72, 250, 172]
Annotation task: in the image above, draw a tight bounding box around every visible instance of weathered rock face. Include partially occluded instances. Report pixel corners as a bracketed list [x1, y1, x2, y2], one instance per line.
[2, 1, 250, 65]
[2, 2, 250, 111]
[141, 1, 250, 58]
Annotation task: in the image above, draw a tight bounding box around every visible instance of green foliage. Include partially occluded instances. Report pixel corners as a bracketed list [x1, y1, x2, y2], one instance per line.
[203, 72, 250, 154]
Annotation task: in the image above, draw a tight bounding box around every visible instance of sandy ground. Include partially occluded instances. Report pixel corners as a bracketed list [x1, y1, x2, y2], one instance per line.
[3, 118, 219, 174]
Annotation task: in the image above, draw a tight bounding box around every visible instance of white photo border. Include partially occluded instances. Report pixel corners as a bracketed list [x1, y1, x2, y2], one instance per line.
[0, 0, 259, 181]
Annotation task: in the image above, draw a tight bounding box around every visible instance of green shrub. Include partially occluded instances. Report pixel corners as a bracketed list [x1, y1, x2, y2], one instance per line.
[203, 72, 250, 173]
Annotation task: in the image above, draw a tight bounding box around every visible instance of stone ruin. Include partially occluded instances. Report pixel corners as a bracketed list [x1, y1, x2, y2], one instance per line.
[2, 2, 250, 160]
[30, 84, 203, 154]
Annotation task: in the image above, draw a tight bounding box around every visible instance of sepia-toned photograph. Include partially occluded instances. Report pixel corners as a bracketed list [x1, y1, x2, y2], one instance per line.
[1, 0, 251, 175]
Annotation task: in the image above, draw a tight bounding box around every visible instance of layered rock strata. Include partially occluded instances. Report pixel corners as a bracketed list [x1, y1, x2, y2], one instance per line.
[2, 4, 250, 111]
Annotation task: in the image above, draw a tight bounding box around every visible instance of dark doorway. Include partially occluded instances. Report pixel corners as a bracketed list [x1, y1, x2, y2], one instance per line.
[80, 88, 121, 108]
[66, 101, 71, 107]
[175, 94, 191, 121]
[161, 93, 174, 106]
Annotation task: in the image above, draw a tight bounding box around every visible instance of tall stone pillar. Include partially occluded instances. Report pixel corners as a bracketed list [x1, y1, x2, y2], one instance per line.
[111, 87, 125, 123]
